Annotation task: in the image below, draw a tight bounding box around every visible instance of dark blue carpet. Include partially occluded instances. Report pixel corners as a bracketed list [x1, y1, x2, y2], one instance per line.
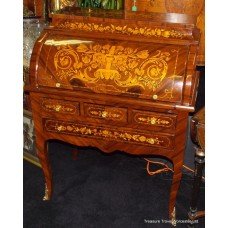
[24, 141, 205, 228]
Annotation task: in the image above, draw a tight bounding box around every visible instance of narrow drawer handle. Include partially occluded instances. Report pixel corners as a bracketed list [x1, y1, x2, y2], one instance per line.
[101, 111, 108, 118]
[152, 94, 158, 100]
[150, 118, 157, 125]
[57, 125, 64, 131]
[137, 115, 172, 127]
[55, 105, 62, 112]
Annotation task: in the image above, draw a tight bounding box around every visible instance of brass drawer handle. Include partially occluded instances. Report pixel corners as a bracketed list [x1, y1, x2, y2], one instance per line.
[88, 107, 124, 121]
[55, 105, 62, 112]
[137, 116, 171, 127]
[152, 94, 158, 100]
[57, 125, 64, 131]
[150, 117, 157, 125]
[101, 111, 108, 118]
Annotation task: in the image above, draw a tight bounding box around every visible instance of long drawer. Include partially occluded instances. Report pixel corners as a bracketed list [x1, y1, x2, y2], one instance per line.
[44, 119, 174, 149]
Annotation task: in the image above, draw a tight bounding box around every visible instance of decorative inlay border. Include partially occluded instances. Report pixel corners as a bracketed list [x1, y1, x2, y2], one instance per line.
[86, 105, 126, 121]
[42, 100, 78, 114]
[57, 22, 187, 39]
[44, 119, 172, 148]
[134, 114, 174, 127]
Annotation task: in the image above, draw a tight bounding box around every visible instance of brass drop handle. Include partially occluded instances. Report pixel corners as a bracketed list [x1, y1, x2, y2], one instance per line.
[101, 111, 108, 118]
[55, 105, 62, 112]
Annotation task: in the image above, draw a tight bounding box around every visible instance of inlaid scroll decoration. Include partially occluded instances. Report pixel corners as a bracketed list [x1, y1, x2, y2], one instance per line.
[45, 119, 171, 148]
[88, 108, 124, 120]
[42, 100, 78, 114]
[134, 114, 174, 127]
[53, 44, 176, 98]
[58, 22, 187, 39]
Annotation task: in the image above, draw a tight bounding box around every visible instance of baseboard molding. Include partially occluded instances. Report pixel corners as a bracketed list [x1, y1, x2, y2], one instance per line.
[23, 151, 41, 168]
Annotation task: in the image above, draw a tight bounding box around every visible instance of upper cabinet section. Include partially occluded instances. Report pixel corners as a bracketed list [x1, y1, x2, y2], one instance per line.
[29, 11, 200, 106]
[47, 0, 204, 65]
[50, 10, 199, 43]
[125, 0, 205, 65]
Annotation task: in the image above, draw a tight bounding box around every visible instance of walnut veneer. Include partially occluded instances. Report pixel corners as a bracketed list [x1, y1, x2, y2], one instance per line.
[25, 9, 200, 222]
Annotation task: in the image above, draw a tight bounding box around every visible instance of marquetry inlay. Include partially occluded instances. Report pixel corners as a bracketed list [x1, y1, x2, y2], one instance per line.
[86, 105, 127, 122]
[49, 43, 182, 100]
[57, 22, 188, 39]
[42, 99, 78, 114]
[44, 119, 172, 148]
[133, 111, 175, 128]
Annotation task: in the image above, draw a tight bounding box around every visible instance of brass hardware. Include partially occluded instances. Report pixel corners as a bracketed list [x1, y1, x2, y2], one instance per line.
[171, 207, 176, 226]
[43, 184, 49, 201]
[101, 111, 108, 118]
[137, 115, 171, 127]
[196, 148, 205, 157]
[152, 94, 158, 100]
[147, 138, 155, 144]
[150, 117, 157, 125]
[43, 102, 75, 113]
[89, 107, 123, 120]
[55, 105, 62, 112]
[57, 125, 64, 131]
[55, 83, 61, 87]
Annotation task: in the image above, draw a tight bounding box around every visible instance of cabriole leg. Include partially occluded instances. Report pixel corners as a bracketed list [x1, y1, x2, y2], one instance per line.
[169, 158, 183, 226]
[36, 135, 52, 201]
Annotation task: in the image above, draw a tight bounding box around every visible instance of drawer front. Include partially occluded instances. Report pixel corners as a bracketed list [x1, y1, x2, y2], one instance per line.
[131, 110, 176, 130]
[84, 103, 127, 123]
[41, 98, 79, 115]
[44, 119, 174, 149]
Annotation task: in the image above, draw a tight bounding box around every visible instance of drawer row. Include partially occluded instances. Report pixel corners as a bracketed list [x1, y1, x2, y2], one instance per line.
[41, 97, 177, 132]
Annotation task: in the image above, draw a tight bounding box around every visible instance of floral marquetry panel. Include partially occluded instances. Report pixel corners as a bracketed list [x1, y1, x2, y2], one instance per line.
[34, 34, 189, 104]
[56, 21, 193, 40]
[44, 119, 174, 149]
[131, 110, 176, 130]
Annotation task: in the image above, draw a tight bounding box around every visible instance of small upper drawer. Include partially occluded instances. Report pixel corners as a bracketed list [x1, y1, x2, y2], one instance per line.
[84, 103, 127, 123]
[41, 98, 79, 115]
[44, 119, 174, 149]
[131, 110, 176, 130]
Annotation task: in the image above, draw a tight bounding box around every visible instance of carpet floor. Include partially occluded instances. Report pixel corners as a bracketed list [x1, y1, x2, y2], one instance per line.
[24, 141, 205, 228]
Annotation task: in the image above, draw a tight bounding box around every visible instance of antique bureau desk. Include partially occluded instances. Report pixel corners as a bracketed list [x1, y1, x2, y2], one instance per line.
[26, 8, 200, 222]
